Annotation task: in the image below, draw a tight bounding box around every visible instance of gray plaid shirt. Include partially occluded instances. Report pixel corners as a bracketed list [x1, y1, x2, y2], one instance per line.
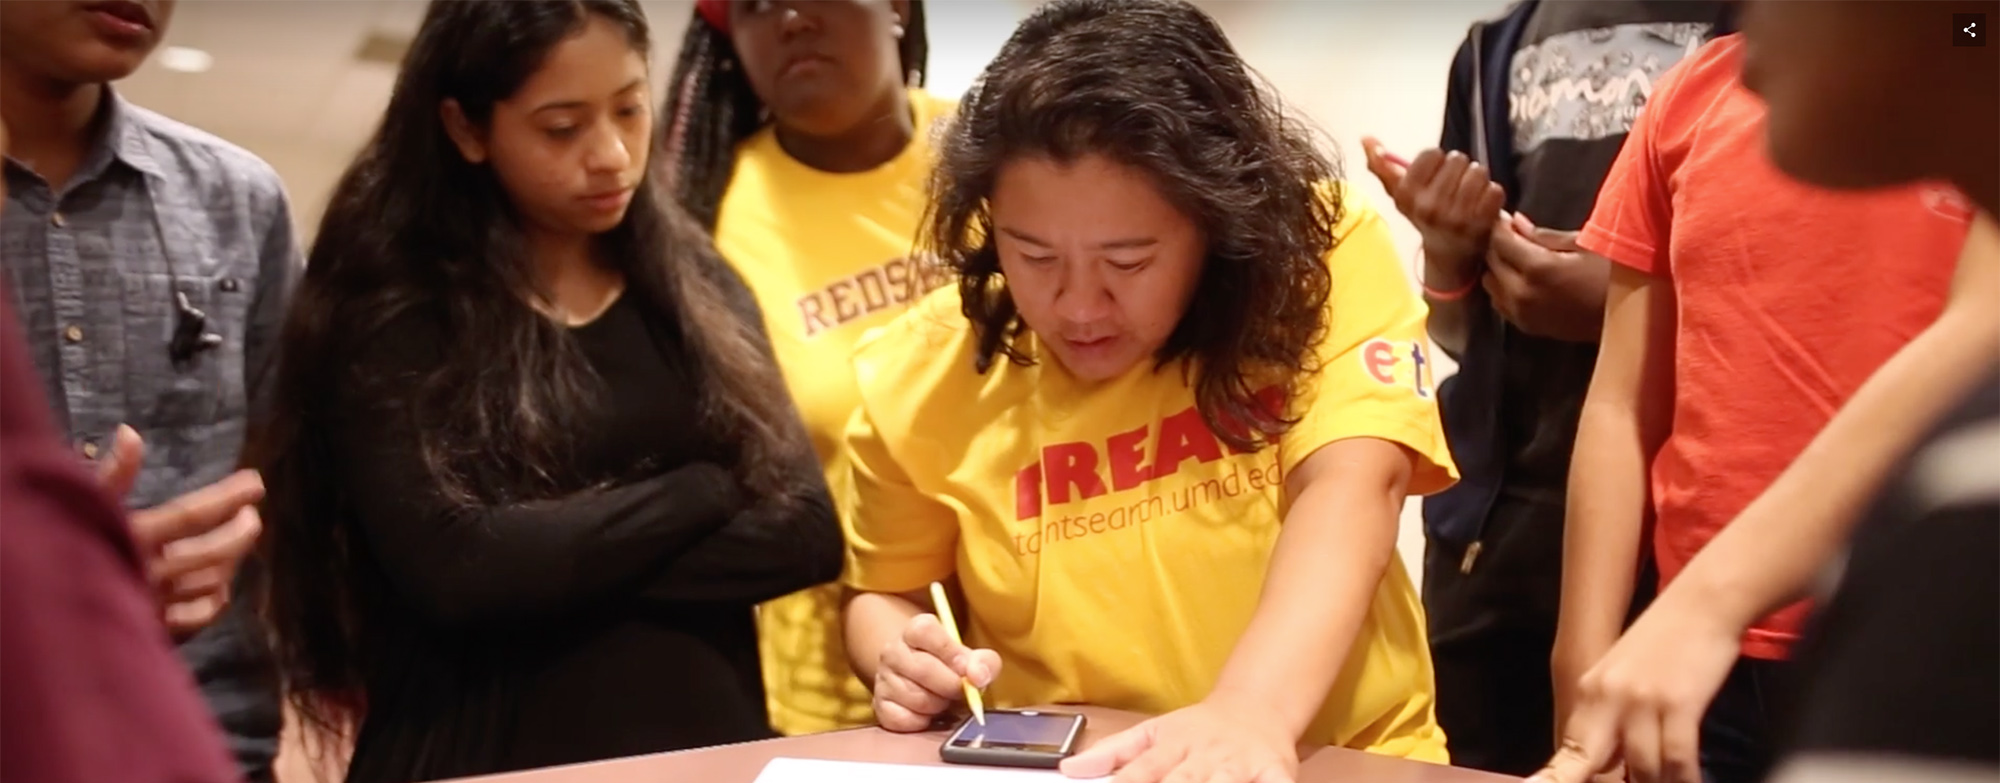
[2, 91, 297, 781]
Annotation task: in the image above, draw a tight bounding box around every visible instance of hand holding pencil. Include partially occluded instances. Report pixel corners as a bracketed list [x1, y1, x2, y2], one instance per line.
[865, 581, 1004, 733]
[929, 582, 986, 725]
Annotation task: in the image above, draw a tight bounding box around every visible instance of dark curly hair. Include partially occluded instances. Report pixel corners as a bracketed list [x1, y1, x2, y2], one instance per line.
[923, 0, 1340, 451]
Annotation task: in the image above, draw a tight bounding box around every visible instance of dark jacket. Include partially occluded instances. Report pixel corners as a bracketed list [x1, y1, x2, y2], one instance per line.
[1421, 1, 1737, 548]
[1420, 1, 1539, 548]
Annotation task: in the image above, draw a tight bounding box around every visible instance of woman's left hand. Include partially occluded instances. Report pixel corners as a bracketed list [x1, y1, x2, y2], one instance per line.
[1060, 699, 1299, 783]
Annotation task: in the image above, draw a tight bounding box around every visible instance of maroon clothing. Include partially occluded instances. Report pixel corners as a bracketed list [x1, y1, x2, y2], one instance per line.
[0, 290, 239, 783]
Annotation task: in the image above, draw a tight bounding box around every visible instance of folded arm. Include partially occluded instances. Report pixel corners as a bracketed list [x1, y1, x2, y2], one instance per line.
[335, 323, 743, 631]
[633, 444, 843, 606]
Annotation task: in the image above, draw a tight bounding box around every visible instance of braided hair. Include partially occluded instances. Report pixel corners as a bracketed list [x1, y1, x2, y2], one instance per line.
[661, 0, 929, 230]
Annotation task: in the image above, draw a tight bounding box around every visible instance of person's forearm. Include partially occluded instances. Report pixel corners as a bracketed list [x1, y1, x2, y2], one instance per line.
[1672, 217, 2000, 628]
[1421, 245, 1481, 358]
[1555, 268, 1670, 688]
[1550, 397, 1654, 741]
[636, 456, 843, 606]
[1671, 307, 2000, 628]
[1556, 402, 1651, 662]
[1210, 447, 1403, 739]
[1423, 296, 1471, 359]
[844, 589, 928, 686]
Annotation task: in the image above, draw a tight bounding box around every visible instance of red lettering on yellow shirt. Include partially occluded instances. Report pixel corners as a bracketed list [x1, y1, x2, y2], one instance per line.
[1361, 338, 1433, 400]
[1011, 386, 1289, 520]
[795, 256, 951, 337]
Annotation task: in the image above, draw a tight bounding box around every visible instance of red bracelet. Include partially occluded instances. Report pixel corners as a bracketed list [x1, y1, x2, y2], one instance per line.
[1422, 277, 1478, 301]
[1415, 247, 1478, 301]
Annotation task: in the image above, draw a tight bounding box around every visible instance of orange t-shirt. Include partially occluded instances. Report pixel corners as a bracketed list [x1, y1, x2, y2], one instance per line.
[1579, 35, 1971, 660]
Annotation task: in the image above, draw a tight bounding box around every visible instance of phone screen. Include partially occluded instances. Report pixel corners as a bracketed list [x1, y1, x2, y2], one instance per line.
[945, 711, 1081, 753]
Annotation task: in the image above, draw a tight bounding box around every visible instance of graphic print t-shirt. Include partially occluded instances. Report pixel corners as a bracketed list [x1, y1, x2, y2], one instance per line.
[842, 187, 1460, 758]
[1509, 1, 1728, 230]
[712, 88, 956, 735]
[1495, 1, 1729, 500]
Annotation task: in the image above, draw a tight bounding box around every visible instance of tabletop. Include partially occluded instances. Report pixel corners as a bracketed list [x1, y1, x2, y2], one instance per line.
[441, 707, 1520, 783]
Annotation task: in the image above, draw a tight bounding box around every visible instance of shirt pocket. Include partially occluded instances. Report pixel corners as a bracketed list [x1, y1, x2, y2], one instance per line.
[119, 271, 249, 426]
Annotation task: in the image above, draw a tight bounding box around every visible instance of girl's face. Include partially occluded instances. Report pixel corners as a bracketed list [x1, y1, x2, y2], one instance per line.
[443, 14, 653, 237]
[991, 154, 1205, 382]
[728, 0, 905, 138]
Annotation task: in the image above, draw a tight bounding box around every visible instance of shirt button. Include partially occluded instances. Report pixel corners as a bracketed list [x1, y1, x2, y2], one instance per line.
[80, 441, 100, 460]
[50, 212, 65, 228]
[63, 325, 83, 343]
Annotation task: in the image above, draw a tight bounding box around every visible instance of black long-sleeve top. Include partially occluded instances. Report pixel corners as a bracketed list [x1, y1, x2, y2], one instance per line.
[333, 287, 841, 783]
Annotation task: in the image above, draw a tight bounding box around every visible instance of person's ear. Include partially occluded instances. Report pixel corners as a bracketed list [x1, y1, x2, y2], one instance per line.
[440, 99, 488, 164]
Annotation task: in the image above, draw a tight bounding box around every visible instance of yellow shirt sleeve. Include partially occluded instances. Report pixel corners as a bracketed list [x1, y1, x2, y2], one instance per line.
[840, 401, 961, 594]
[1279, 189, 1459, 495]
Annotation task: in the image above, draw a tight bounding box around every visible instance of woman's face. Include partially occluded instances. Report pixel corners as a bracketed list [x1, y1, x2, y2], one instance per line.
[444, 14, 653, 237]
[729, 0, 905, 138]
[992, 154, 1205, 382]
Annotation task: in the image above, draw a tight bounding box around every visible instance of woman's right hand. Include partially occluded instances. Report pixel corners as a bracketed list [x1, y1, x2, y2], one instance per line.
[872, 612, 1003, 732]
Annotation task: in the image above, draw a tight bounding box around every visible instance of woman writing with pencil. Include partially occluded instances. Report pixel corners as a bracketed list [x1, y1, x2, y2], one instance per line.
[838, 1, 1458, 781]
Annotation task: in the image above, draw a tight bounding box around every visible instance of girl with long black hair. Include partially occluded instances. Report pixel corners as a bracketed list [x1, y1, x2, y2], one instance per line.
[249, 1, 840, 780]
[659, 0, 947, 736]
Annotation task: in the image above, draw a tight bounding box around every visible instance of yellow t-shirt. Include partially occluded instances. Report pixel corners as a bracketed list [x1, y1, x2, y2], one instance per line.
[713, 88, 958, 735]
[841, 187, 1457, 760]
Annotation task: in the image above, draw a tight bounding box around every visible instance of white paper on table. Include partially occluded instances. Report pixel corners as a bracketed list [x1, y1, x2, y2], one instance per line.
[751, 757, 1111, 783]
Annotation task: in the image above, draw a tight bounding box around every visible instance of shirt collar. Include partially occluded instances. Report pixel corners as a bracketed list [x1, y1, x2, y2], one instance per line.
[100, 88, 165, 181]
[2, 87, 166, 188]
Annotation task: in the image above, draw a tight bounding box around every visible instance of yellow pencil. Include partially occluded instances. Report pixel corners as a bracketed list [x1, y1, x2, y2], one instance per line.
[928, 581, 986, 725]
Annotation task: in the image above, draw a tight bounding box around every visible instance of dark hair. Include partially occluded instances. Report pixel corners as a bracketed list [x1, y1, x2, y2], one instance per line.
[248, 0, 808, 736]
[925, 0, 1339, 451]
[660, 0, 929, 229]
